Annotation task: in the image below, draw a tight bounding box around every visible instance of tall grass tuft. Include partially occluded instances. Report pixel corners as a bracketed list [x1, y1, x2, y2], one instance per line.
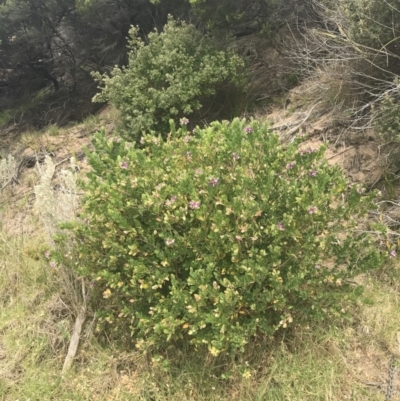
[0, 154, 16, 190]
[33, 155, 79, 237]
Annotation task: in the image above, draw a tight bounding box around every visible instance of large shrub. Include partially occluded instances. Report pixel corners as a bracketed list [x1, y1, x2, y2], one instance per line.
[92, 18, 247, 142]
[65, 118, 382, 355]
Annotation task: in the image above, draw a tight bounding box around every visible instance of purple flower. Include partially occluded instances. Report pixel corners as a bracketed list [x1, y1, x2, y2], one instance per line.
[390, 250, 396, 258]
[308, 206, 318, 214]
[83, 157, 88, 164]
[180, 117, 189, 125]
[308, 170, 318, 177]
[209, 178, 219, 187]
[277, 222, 285, 231]
[49, 261, 57, 269]
[299, 148, 316, 155]
[165, 238, 175, 246]
[314, 264, 321, 269]
[45, 250, 50, 258]
[189, 200, 201, 209]
[119, 161, 129, 169]
[286, 162, 296, 170]
[90, 281, 96, 288]
[84, 218, 90, 224]
[232, 152, 240, 160]
[244, 126, 253, 134]
[165, 196, 177, 206]
[184, 136, 191, 143]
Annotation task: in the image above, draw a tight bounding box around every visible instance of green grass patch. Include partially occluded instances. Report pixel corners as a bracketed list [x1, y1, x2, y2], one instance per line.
[82, 114, 100, 130]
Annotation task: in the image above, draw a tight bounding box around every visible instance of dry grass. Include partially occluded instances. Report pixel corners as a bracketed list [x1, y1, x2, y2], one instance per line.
[33, 155, 79, 237]
[0, 154, 16, 189]
[285, 62, 359, 129]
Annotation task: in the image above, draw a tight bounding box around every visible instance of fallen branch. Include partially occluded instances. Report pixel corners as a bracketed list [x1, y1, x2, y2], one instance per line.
[62, 278, 87, 375]
[327, 146, 355, 160]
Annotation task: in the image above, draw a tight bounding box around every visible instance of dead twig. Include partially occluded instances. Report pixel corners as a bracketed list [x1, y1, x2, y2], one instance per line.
[62, 278, 87, 375]
[327, 146, 355, 160]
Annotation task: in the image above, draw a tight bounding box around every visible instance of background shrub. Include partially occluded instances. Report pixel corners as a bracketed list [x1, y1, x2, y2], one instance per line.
[338, 0, 400, 48]
[372, 92, 400, 168]
[374, 93, 400, 142]
[92, 18, 247, 142]
[65, 118, 382, 355]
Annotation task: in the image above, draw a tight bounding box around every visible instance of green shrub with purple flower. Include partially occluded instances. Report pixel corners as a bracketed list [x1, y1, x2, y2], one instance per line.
[67, 118, 383, 355]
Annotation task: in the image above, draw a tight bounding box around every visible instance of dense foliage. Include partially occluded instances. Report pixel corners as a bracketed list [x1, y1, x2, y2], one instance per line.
[374, 92, 400, 145]
[0, 0, 304, 118]
[305, 0, 400, 157]
[61, 118, 382, 355]
[339, 0, 400, 49]
[343, 0, 400, 148]
[93, 19, 247, 141]
[0, 0, 186, 90]
[2, 0, 398, 134]
[0, 0, 188, 126]
[184, 0, 281, 36]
